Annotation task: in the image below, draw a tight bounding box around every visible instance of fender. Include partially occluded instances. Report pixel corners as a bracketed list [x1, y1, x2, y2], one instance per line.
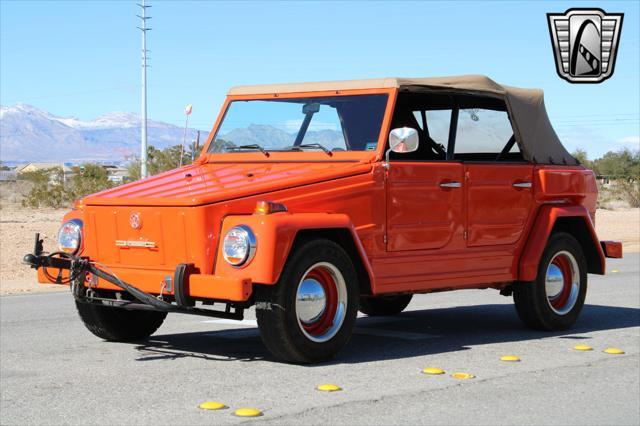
[37, 208, 84, 285]
[214, 212, 375, 287]
[518, 204, 605, 281]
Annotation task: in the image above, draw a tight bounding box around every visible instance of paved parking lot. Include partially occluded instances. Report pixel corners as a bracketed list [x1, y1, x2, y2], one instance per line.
[1, 254, 638, 425]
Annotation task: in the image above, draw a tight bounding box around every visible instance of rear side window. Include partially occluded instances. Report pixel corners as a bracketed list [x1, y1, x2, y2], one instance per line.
[455, 109, 517, 154]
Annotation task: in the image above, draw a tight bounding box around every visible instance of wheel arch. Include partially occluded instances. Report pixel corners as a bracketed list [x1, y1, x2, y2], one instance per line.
[215, 213, 375, 294]
[518, 204, 605, 281]
[551, 216, 604, 275]
[291, 228, 373, 296]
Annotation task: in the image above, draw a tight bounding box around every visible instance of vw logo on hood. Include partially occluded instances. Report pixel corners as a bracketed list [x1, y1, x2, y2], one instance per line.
[129, 212, 142, 230]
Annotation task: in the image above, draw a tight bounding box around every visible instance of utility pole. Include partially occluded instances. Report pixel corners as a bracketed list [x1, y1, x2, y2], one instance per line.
[137, 0, 151, 178]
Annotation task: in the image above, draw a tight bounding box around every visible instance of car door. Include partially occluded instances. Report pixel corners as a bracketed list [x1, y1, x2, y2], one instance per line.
[465, 163, 533, 246]
[453, 106, 534, 247]
[376, 102, 468, 293]
[386, 161, 464, 251]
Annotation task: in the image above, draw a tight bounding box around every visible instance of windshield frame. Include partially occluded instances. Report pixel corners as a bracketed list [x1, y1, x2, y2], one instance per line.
[200, 88, 397, 163]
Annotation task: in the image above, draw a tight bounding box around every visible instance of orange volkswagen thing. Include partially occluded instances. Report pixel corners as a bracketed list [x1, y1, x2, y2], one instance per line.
[25, 75, 622, 363]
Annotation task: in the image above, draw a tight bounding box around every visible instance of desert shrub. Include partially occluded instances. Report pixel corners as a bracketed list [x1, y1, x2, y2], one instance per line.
[572, 148, 592, 169]
[20, 165, 113, 208]
[615, 180, 640, 208]
[573, 148, 639, 208]
[127, 144, 195, 181]
[68, 164, 112, 199]
[593, 149, 639, 178]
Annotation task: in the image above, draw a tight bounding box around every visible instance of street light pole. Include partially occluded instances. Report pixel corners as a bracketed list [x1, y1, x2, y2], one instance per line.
[137, 0, 151, 178]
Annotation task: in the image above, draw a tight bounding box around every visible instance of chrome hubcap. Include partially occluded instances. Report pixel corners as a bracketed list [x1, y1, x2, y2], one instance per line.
[295, 262, 347, 343]
[545, 264, 564, 298]
[545, 251, 580, 315]
[296, 278, 327, 324]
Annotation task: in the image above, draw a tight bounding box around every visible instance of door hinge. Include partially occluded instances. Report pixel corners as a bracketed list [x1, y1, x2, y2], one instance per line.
[383, 234, 388, 244]
[463, 230, 468, 240]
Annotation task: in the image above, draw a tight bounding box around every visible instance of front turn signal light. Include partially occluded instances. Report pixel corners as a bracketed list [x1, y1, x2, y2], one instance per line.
[254, 201, 287, 215]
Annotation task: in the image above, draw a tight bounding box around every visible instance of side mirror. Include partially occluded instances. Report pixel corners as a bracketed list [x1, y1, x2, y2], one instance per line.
[389, 127, 419, 154]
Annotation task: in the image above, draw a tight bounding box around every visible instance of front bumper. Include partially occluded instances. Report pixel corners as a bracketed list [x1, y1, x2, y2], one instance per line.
[24, 234, 250, 320]
[33, 257, 253, 302]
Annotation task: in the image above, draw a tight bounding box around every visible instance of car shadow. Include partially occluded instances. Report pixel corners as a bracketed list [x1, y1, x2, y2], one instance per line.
[132, 303, 640, 364]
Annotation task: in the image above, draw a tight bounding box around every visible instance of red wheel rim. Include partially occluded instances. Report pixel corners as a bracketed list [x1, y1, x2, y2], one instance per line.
[545, 251, 580, 315]
[301, 267, 337, 337]
[550, 255, 572, 310]
[295, 262, 348, 343]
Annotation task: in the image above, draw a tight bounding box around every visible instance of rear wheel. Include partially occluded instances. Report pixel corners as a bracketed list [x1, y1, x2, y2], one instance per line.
[76, 301, 167, 341]
[255, 239, 359, 363]
[359, 294, 413, 316]
[513, 232, 587, 331]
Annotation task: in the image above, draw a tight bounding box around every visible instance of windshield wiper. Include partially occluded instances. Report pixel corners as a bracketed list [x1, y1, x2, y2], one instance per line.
[285, 143, 333, 156]
[227, 144, 269, 156]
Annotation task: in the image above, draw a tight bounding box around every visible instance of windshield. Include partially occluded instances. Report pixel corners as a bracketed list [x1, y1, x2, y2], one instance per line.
[208, 94, 388, 153]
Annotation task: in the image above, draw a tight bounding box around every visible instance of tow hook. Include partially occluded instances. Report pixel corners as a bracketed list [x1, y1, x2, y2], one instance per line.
[157, 275, 172, 300]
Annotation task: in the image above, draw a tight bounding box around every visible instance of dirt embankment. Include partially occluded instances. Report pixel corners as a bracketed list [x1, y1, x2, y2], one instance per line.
[594, 208, 640, 253]
[1, 206, 638, 295]
[1, 206, 66, 294]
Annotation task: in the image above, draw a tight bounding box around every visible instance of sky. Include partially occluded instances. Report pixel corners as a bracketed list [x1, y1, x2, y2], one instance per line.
[1, 0, 638, 159]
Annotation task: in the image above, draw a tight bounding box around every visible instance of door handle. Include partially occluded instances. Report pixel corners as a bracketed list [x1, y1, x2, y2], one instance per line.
[439, 181, 462, 188]
[512, 182, 532, 188]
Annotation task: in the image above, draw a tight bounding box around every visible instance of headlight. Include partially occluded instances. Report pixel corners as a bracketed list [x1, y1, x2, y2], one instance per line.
[58, 220, 82, 254]
[223, 225, 256, 267]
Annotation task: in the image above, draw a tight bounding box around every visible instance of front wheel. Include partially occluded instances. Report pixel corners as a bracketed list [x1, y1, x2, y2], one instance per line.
[513, 232, 587, 331]
[76, 301, 167, 341]
[255, 239, 359, 363]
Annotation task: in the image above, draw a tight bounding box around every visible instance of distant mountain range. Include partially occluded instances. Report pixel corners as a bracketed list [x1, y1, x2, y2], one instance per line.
[0, 104, 346, 163]
[221, 124, 344, 150]
[0, 104, 204, 162]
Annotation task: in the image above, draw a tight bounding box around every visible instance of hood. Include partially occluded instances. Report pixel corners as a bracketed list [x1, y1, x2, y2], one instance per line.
[83, 161, 371, 207]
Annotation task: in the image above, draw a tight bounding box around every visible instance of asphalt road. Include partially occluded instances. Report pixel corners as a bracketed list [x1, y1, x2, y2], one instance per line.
[1, 254, 639, 425]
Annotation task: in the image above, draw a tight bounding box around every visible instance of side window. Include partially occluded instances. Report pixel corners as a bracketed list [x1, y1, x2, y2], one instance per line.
[412, 111, 423, 130]
[391, 94, 523, 162]
[389, 93, 454, 161]
[454, 107, 523, 161]
[425, 110, 451, 149]
[412, 109, 451, 148]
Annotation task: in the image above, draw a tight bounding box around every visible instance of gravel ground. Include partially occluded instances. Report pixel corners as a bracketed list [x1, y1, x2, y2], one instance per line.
[0, 206, 65, 294]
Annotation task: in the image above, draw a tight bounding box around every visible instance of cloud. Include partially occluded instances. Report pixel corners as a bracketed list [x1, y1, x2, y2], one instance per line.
[616, 136, 640, 149]
[283, 119, 338, 133]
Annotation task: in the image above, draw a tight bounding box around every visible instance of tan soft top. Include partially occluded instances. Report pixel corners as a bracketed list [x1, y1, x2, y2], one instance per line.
[229, 75, 576, 165]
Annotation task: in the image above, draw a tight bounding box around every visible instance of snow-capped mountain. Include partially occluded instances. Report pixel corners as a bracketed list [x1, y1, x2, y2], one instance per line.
[219, 124, 344, 150]
[0, 104, 205, 162]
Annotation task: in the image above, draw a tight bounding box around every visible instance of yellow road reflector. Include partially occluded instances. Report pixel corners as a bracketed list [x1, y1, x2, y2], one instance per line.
[234, 408, 263, 417]
[603, 347, 625, 354]
[574, 344, 593, 351]
[451, 372, 475, 379]
[422, 367, 445, 375]
[611, 269, 620, 273]
[316, 384, 342, 392]
[198, 401, 226, 410]
[500, 355, 521, 362]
